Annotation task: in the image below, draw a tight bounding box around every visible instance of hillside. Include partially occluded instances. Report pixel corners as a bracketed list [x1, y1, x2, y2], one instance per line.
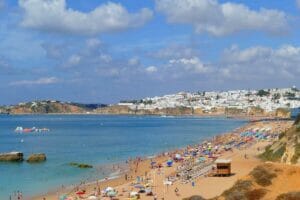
[259, 114, 300, 164]
[1, 101, 106, 114]
[184, 163, 300, 200]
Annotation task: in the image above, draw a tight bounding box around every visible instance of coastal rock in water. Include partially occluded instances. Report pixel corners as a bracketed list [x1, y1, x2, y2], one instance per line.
[0, 152, 23, 162]
[69, 162, 93, 169]
[27, 153, 46, 163]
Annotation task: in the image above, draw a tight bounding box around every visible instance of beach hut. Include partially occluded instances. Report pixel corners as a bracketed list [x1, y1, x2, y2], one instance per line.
[215, 159, 231, 176]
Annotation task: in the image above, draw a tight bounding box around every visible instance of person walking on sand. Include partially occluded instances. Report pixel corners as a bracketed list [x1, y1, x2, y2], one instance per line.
[175, 187, 179, 196]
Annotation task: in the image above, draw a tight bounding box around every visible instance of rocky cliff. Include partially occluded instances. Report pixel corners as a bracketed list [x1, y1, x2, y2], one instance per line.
[1, 100, 293, 117]
[4, 101, 105, 114]
[96, 105, 290, 118]
[260, 114, 300, 164]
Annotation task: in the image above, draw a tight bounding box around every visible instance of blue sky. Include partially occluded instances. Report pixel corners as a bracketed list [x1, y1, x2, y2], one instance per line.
[1, 0, 300, 104]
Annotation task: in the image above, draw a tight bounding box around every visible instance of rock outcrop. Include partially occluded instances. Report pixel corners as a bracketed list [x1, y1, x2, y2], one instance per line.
[260, 114, 300, 164]
[0, 152, 23, 162]
[27, 153, 46, 163]
[69, 162, 93, 168]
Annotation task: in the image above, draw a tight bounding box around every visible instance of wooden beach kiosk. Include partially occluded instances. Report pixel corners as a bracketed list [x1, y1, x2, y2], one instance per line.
[215, 159, 231, 176]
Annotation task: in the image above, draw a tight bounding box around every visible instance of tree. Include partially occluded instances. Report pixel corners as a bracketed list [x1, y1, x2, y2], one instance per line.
[257, 90, 270, 97]
[272, 93, 281, 100]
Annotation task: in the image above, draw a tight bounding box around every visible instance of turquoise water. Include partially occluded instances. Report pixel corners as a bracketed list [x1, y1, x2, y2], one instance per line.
[0, 115, 246, 199]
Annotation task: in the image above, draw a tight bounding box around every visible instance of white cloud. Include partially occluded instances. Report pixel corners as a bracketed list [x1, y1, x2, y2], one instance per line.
[99, 54, 112, 63]
[10, 77, 59, 86]
[67, 54, 81, 66]
[156, 0, 288, 36]
[0, 0, 5, 10]
[169, 57, 210, 73]
[150, 45, 198, 59]
[220, 45, 300, 80]
[297, 0, 300, 9]
[86, 38, 101, 49]
[128, 57, 140, 66]
[19, 0, 153, 35]
[145, 66, 158, 73]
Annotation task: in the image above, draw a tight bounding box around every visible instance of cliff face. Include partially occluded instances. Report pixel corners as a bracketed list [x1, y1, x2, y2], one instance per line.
[260, 115, 300, 164]
[95, 106, 204, 116]
[95, 105, 292, 117]
[95, 105, 135, 115]
[1, 100, 293, 117]
[6, 101, 88, 114]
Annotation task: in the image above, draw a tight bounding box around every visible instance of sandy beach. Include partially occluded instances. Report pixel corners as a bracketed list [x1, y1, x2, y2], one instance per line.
[32, 119, 293, 200]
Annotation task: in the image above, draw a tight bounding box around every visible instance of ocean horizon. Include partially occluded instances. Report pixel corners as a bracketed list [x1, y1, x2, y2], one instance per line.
[0, 115, 247, 199]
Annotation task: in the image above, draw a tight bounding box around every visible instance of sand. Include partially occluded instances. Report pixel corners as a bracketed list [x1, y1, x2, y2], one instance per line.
[32, 120, 293, 200]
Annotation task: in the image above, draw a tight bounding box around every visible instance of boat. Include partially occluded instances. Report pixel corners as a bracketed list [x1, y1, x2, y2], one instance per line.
[14, 127, 50, 133]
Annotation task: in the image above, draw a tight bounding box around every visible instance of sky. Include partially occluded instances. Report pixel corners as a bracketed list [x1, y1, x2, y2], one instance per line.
[1, 0, 300, 105]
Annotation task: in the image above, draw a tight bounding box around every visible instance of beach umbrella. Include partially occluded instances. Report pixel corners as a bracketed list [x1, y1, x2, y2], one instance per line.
[150, 161, 156, 168]
[145, 188, 153, 195]
[87, 196, 98, 200]
[130, 191, 139, 197]
[145, 183, 152, 187]
[107, 190, 117, 197]
[134, 184, 145, 189]
[75, 191, 85, 195]
[167, 159, 173, 167]
[105, 187, 114, 192]
[163, 180, 172, 185]
[59, 194, 68, 200]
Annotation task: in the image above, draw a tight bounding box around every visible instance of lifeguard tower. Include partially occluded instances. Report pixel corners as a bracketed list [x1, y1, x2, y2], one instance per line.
[215, 159, 231, 176]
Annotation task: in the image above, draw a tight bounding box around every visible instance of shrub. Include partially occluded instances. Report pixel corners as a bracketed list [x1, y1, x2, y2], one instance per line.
[250, 166, 277, 187]
[259, 144, 286, 162]
[294, 114, 300, 125]
[183, 195, 206, 200]
[291, 143, 300, 164]
[246, 188, 268, 200]
[279, 132, 285, 139]
[222, 180, 253, 200]
[276, 191, 300, 200]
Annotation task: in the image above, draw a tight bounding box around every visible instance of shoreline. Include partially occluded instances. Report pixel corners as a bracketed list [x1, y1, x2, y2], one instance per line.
[3, 112, 286, 117]
[31, 119, 293, 200]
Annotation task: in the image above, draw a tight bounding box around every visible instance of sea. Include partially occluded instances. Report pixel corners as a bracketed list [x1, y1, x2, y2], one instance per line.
[0, 115, 247, 199]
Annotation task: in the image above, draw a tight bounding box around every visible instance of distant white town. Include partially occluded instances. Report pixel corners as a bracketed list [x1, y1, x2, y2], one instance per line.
[119, 87, 300, 113]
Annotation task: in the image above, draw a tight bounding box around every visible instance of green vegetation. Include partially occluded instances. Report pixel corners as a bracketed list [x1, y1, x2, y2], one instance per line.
[294, 114, 300, 125]
[257, 89, 270, 97]
[259, 144, 286, 162]
[272, 93, 281, 100]
[246, 189, 268, 200]
[182, 195, 206, 200]
[220, 179, 268, 200]
[278, 132, 285, 140]
[69, 162, 93, 169]
[284, 92, 296, 99]
[291, 143, 300, 164]
[222, 180, 253, 200]
[276, 192, 300, 200]
[250, 165, 277, 187]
